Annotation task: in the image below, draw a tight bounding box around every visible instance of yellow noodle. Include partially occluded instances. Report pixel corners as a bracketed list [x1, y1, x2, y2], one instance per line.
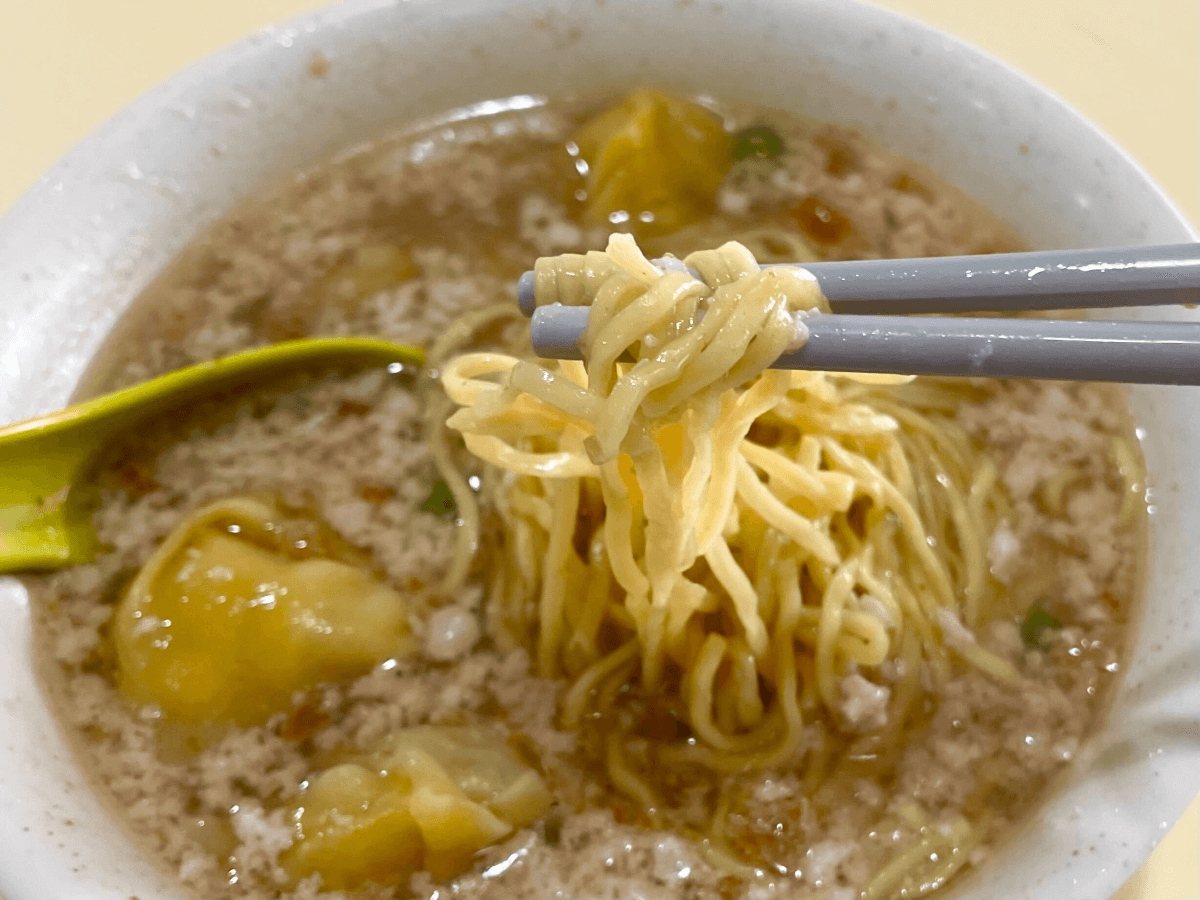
[422, 303, 527, 597]
[1112, 435, 1146, 526]
[560, 641, 640, 729]
[864, 817, 975, 900]
[605, 732, 662, 813]
[438, 234, 1016, 818]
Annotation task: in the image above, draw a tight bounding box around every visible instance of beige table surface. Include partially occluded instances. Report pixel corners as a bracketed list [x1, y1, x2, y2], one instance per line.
[1, 0, 1197, 898]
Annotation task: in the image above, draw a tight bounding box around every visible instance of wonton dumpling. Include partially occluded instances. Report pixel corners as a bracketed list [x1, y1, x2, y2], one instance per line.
[283, 726, 552, 887]
[572, 89, 732, 236]
[282, 763, 423, 891]
[382, 726, 552, 877]
[114, 496, 412, 727]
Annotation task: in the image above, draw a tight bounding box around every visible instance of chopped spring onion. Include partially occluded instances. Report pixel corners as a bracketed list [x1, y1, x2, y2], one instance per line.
[421, 479, 457, 515]
[732, 125, 784, 161]
[1021, 605, 1062, 648]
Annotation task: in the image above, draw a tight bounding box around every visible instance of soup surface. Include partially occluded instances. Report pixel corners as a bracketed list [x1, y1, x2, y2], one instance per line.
[30, 93, 1145, 900]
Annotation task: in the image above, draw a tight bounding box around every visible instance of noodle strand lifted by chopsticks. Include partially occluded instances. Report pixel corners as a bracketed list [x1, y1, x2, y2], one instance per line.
[437, 233, 1015, 791]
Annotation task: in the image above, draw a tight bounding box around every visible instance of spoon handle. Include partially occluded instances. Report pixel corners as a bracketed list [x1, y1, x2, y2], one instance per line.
[0, 338, 424, 573]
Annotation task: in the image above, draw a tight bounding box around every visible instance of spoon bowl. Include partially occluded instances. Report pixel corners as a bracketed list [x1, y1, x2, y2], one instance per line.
[0, 337, 424, 572]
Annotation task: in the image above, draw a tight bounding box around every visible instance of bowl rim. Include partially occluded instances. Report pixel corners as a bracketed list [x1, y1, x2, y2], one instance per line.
[0, 1, 1196, 899]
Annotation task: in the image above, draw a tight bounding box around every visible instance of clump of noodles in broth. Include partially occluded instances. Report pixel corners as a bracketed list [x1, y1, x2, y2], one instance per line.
[438, 235, 1018, 869]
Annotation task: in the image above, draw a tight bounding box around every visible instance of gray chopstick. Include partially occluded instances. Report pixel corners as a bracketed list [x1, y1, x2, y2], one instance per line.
[516, 243, 1200, 316]
[530, 306, 1200, 385]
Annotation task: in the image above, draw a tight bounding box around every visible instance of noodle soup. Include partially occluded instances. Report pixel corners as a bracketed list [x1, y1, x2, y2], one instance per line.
[28, 92, 1144, 899]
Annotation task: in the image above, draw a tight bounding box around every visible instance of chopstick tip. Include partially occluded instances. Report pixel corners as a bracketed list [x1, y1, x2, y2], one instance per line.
[518, 271, 536, 316]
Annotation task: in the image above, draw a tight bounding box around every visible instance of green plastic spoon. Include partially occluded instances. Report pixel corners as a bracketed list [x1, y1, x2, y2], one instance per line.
[0, 337, 424, 574]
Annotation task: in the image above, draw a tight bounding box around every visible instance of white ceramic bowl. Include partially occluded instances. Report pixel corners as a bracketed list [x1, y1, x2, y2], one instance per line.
[1, 1, 1197, 898]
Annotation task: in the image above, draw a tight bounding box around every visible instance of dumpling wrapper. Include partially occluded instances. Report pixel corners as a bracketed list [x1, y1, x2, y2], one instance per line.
[283, 726, 553, 888]
[282, 763, 424, 891]
[114, 496, 413, 727]
[573, 90, 732, 236]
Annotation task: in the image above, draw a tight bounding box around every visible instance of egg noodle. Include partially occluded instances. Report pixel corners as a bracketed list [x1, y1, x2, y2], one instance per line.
[429, 233, 1018, 887]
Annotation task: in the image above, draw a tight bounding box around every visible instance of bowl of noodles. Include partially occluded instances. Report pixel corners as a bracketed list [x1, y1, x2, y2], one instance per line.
[0, 1, 1197, 899]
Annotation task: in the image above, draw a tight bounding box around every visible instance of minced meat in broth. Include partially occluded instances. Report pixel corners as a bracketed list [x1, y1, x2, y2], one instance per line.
[29, 94, 1144, 900]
